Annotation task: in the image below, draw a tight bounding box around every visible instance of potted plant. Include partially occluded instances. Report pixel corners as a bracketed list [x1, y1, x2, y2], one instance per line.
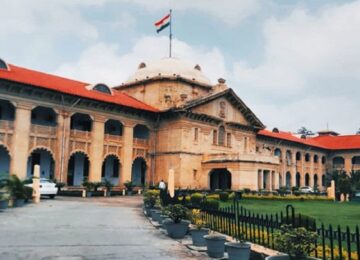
[189, 209, 209, 246]
[5, 175, 28, 207]
[124, 180, 134, 195]
[0, 193, 10, 210]
[102, 179, 113, 197]
[225, 232, 251, 260]
[55, 182, 66, 193]
[266, 224, 318, 260]
[162, 204, 190, 239]
[204, 233, 227, 258]
[82, 178, 95, 197]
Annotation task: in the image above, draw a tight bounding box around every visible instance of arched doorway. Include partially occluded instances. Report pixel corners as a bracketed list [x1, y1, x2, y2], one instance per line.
[0, 145, 10, 176]
[314, 174, 318, 188]
[131, 157, 146, 186]
[27, 148, 55, 179]
[67, 152, 90, 186]
[209, 169, 231, 190]
[286, 172, 291, 188]
[102, 155, 120, 185]
[305, 173, 310, 186]
[296, 172, 301, 187]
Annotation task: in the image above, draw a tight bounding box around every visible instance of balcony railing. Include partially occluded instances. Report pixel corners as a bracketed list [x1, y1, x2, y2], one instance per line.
[0, 120, 14, 132]
[203, 153, 280, 164]
[30, 124, 56, 136]
[104, 134, 123, 143]
[70, 129, 91, 139]
[133, 138, 149, 147]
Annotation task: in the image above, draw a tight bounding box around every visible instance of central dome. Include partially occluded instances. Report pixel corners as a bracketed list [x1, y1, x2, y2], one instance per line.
[126, 58, 212, 86]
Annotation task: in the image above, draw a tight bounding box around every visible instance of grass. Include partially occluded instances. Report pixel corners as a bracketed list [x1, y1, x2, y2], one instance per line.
[222, 199, 360, 231]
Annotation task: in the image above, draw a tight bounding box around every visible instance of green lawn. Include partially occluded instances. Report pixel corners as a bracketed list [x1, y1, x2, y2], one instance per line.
[222, 199, 360, 231]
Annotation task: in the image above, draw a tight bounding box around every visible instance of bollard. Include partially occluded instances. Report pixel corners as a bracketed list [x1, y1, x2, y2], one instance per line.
[82, 190, 86, 198]
[122, 189, 126, 196]
[32, 164, 41, 204]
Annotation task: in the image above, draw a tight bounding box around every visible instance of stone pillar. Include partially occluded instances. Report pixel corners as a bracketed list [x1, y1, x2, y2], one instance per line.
[269, 171, 273, 191]
[257, 170, 263, 190]
[121, 125, 134, 185]
[291, 152, 297, 187]
[344, 157, 352, 173]
[33, 165, 40, 203]
[55, 110, 71, 184]
[10, 102, 32, 179]
[89, 116, 105, 182]
[309, 173, 314, 188]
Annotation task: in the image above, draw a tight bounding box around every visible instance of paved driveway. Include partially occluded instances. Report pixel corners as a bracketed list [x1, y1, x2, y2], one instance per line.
[0, 196, 206, 260]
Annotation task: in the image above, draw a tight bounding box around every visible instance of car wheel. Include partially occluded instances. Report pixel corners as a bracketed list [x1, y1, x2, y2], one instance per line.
[49, 195, 55, 199]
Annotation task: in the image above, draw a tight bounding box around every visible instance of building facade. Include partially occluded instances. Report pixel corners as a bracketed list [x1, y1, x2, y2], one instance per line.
[0, 57, 359, 191]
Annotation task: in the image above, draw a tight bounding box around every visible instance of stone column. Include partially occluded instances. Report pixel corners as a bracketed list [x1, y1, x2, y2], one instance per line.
[10, 102, 32, 179]
[121, 125, 134, 185]
[291, 152, 297, 187]
[55, 110, 71, 184]
[89, 116, 105, 182]
[257, 170, 263, 191]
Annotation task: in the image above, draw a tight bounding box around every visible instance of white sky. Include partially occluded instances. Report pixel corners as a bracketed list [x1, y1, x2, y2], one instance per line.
[1, 0, 359, 134]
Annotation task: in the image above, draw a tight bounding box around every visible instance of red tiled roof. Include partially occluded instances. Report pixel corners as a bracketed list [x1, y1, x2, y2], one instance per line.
[258, 129, 360, 150]
[0, 64, 158, 112]
[311, 135, 360, 150]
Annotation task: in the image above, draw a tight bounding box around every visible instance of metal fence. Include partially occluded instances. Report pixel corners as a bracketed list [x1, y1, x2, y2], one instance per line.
[192, 200, 360, 260]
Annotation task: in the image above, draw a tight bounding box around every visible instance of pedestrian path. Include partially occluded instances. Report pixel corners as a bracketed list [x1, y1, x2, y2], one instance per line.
[0, 196, 207, 259]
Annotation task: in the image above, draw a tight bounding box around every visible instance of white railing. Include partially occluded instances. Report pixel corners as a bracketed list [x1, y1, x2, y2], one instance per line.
[203, 153, 280, 164]
[104, 134, 123, 143]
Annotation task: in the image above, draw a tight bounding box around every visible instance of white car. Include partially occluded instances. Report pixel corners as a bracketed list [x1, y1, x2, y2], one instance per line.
[24, 178, 58, 198]
[299, 186, 314, 194]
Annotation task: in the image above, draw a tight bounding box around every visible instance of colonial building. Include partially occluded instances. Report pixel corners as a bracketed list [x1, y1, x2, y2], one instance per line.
[0, 57, 359, 191]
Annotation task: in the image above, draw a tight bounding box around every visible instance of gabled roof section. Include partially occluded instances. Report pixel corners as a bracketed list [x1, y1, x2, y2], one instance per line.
[258, 129, 360, 150]
[176, 88, 265, 129]
[0, 64, 158, 112]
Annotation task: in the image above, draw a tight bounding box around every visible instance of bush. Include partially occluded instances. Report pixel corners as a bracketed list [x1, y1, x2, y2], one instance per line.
[124, 180, 134, 191]
[190, 193, 204, 207]
[229, 192, 235, 200]
[206, 194, 219, 200]
[164, 204, 189, 223]
[219, 191, 229, 202]
[202, 198, 219, 210]
[243, 188, 251, 194]
[274, 224, 318, 259]
[143, 189, 160, 208]
[82, 178, 95, 192]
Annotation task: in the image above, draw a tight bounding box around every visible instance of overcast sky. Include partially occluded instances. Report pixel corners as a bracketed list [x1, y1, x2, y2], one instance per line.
[1, 0, 359, 134]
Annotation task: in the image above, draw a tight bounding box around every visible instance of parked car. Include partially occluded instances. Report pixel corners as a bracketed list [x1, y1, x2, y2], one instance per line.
[24, 178, 58, 198]
[299, 186, 314, 194]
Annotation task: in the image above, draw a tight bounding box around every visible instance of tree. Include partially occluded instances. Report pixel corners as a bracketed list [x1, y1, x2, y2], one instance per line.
[296, 127, 315, 137]
[356, 128, 360, 135]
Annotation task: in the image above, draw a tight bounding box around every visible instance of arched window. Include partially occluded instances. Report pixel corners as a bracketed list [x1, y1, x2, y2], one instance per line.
[305, 173, 310, 186]
[305, 153, 310, 162]
[296, 152, 301, 161]
[274, 148, 282, 157]
[0, 58, 9, 70]
[321, 156, 326, 164]
[213, 130, 218, 145]
[286, 151, 292, 166]
[333, 157, 345, 167]
[218, 126, 225, 146]
[314, 154, 318, 163]
[92, 83, 112, 95]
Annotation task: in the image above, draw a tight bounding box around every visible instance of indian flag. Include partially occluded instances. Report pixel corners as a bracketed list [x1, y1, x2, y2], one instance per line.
[155, 13, 171, 33]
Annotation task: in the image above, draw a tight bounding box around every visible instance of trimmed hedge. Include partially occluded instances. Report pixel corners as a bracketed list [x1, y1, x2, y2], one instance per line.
[202, 198, 219, 210]
[219, 191, 229, 202]
[190, 192, 204, 207]
[242, 194, 332, 201]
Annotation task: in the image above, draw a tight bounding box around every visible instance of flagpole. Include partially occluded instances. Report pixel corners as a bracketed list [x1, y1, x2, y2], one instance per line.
[169, 9, 172, 58]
